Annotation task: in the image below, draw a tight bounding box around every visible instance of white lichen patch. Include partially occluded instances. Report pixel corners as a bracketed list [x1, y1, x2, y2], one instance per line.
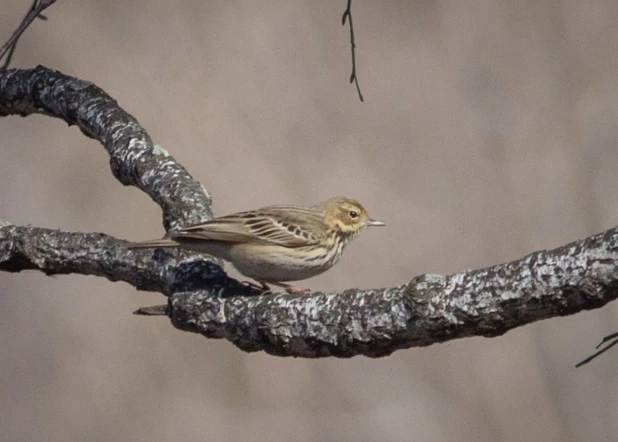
[152, 144, 171, 157]
[498, 290, 520, 301]
[215, 302, 227, 324]
[423, 274, 446, 285]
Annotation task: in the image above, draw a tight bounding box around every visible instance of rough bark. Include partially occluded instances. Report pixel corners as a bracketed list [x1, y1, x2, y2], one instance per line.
[0, 65, 213, 231]
[0, 223, 252, 297]
[1, 66, 617, 358]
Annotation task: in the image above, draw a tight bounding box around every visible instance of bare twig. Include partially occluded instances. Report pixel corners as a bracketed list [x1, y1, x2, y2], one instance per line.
[342, 0, 364, 102]
[134, 305, 168, 316]
[595, 330, 618, 348]
[0, 0, 56, 70]
[576, 331, 618, 367]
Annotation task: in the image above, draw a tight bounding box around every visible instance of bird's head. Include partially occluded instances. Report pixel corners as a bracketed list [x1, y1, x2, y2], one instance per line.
[317, 197, 385, 237]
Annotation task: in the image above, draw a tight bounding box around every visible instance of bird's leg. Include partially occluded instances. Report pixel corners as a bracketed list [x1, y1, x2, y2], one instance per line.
[267, 281, 311, 295]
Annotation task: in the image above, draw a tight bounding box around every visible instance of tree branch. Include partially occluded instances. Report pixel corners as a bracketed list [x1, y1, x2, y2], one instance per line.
[0, 223, 254, 297]
[1, 67, 617, 359]
[0, 66, 213, 231]
[166, 227, 618, 357]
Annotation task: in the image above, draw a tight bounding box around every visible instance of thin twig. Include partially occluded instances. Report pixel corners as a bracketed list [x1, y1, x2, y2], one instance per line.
[0, 0, 56, 70]
[594, 330, 618, 349]
[342, 0, 364, 102]
[134, 305, 168, 316]
[575, 334, 618, 367]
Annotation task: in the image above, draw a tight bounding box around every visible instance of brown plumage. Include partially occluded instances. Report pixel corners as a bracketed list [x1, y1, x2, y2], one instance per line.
[127, 197, 385, 293]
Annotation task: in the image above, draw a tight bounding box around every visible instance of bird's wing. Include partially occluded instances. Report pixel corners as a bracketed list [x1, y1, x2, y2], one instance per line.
[171, 219, 256, 243]
[170, 206, 324, 248]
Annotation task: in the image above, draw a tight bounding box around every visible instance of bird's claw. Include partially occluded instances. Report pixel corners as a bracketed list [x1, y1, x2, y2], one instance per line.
[283, 286, 311, 295]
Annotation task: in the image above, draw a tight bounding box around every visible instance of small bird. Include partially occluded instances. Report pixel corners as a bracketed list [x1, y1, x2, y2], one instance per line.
[127, 197, 385, 293]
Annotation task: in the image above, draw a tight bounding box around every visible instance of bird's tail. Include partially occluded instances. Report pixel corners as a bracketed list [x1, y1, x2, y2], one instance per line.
[126, 238, 180, 249]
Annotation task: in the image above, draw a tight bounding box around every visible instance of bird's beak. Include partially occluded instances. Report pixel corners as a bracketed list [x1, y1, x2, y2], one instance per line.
[366, 219, 386, 227]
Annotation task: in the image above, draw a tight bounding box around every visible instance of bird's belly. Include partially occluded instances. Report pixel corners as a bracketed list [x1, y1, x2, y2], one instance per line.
[228, 244, 339, 282]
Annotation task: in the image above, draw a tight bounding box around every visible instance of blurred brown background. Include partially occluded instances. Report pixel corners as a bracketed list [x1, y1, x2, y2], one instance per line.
[1, 1, 618, 441]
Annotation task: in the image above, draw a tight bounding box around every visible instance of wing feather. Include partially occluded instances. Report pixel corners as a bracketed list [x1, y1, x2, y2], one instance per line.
[169, 206, 325, 248]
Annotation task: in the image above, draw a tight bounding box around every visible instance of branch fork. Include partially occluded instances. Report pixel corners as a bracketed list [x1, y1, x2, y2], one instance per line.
[1, 66, 617, 359]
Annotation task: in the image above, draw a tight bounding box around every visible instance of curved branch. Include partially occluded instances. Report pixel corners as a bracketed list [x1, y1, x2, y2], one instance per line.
[0, 66, 212, 231]
[167, 227, 618, 357]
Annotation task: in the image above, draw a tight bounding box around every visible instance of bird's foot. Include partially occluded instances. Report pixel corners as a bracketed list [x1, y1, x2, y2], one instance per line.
[268, 281, 311, 295]
[284, 286, 311, 295]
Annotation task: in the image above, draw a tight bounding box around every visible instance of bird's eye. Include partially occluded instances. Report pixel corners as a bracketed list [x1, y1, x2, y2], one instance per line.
[349, 210, 359, 219]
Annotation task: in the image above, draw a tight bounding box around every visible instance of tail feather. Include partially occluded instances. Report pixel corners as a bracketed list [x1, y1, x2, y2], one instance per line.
[126, 238, 180, 249]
